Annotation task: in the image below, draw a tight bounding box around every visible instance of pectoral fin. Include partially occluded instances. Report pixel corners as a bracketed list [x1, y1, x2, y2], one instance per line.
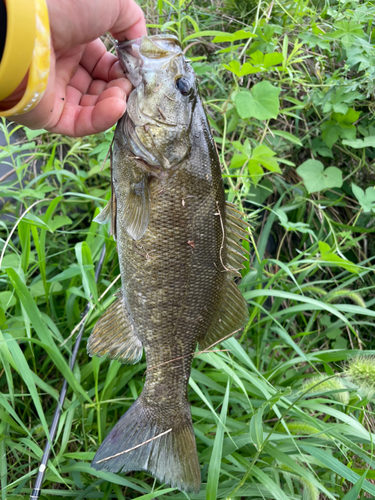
[93, 142, 117, 241]
[123, 176, 150, 240]
[87, 291, 143, 364]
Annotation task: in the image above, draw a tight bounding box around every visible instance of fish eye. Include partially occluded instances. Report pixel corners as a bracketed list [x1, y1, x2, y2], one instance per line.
[176, 77, 191, 95]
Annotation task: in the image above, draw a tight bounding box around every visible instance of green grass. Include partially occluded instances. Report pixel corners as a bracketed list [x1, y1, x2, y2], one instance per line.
[1, 0, 375, 498]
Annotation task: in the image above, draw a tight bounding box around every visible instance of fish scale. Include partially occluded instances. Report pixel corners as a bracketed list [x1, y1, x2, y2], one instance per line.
[87, 34, 250, 493]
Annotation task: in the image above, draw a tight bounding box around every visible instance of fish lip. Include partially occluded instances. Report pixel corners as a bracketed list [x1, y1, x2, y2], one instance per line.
[116, 35, 183, 87]
[116, 38, 143, 87]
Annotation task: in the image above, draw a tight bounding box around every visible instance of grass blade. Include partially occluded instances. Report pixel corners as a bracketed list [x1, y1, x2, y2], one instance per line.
[206, 380, 230, 500]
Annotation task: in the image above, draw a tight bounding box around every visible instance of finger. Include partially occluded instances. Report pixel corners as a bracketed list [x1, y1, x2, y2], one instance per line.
[79, 39, 107, 75]
[87, 79, 107, 96]
[111, 1, 147, 41]
[80, 40, 133, 94]
[49, 97, 126, 137]
[91, 97, 127, 133]
[96, 86, 126, 104]
[49, 0, 147, 52]
[69, 64, 93, 94]
[80, 39, 120, 82]
[109, 60, 127, 80]
[106, 78, 132, 95]
[66, 85, 83, 106]
[87, 77, 131, 97]
[81, 86, 126, 106]
[80, 94, 98, 107]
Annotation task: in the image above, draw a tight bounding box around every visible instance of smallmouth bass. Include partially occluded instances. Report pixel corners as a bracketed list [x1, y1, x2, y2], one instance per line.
[88, 34, 249, 493]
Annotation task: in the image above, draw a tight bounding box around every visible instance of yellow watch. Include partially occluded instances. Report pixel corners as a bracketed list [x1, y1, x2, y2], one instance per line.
[0, 0, 50, 116]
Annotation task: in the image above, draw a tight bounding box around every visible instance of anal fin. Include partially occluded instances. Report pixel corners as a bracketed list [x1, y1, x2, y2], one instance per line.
[199, 278, 248, 351]
[87, 291, 142, 364]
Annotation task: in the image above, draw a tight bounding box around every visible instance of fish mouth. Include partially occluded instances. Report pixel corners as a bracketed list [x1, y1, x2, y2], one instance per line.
[116, 35, 183, 87]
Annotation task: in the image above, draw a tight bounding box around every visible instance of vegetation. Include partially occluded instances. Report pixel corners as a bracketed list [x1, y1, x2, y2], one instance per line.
[1, 0, 375, 498]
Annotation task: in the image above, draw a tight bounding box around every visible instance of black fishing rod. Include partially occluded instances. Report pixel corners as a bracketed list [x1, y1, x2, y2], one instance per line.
[30, 243, 106, 500]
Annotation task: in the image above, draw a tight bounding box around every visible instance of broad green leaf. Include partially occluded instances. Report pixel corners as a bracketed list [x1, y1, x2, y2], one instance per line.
[343, 136, 375, 148]
[230, 152, 248, 169]
[223, 60, 258, 77]
[263, 52, 284, 67]
[321, 108, 359, 149]
[352, 183, 375, 213]
[250, 50, 263, 65]
[331, 20, 365, 49]
[333, 108, 360, 124]
[0, 291, 16, 311]
[24, 128, 46, 140]
[49, 215, 73, 232]
[251, 145, 281, 173]
[233, 138, 252, 157]
[297, 159, 343, 193]
[234, 81, 281, 120]
[247, 159, 264, 185]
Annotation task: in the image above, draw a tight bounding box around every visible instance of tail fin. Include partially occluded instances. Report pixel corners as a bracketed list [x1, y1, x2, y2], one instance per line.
[91, 397, 201, 493]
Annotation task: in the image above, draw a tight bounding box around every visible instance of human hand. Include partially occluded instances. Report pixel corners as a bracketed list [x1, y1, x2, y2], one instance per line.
[0, 0, 146, 136]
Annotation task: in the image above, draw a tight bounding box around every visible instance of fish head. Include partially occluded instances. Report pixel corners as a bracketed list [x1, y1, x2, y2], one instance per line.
[116, 35, 197, 170]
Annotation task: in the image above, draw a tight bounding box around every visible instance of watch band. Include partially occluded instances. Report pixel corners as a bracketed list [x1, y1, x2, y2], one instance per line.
[0, 0, 51, 117]
[0, 0, 6, 62]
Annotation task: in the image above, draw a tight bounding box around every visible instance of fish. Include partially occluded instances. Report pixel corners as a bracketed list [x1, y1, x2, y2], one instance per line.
[88, 34, 250, 493]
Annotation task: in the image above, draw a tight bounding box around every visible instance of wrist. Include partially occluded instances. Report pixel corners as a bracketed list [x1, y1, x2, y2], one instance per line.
[0, 73, 28, 111]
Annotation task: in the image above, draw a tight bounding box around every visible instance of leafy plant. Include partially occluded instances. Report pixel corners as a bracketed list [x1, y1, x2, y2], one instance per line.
[1, 0, 375, 498]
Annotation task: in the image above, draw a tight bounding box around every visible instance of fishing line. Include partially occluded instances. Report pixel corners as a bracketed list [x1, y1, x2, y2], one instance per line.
[30, 243, 107, 500]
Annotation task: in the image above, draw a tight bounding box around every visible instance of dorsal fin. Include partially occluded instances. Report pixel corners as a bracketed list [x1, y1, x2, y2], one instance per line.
[87, 291, 143, 364]
[198, 202, 250, 350]
[225, 201, 251, 275]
